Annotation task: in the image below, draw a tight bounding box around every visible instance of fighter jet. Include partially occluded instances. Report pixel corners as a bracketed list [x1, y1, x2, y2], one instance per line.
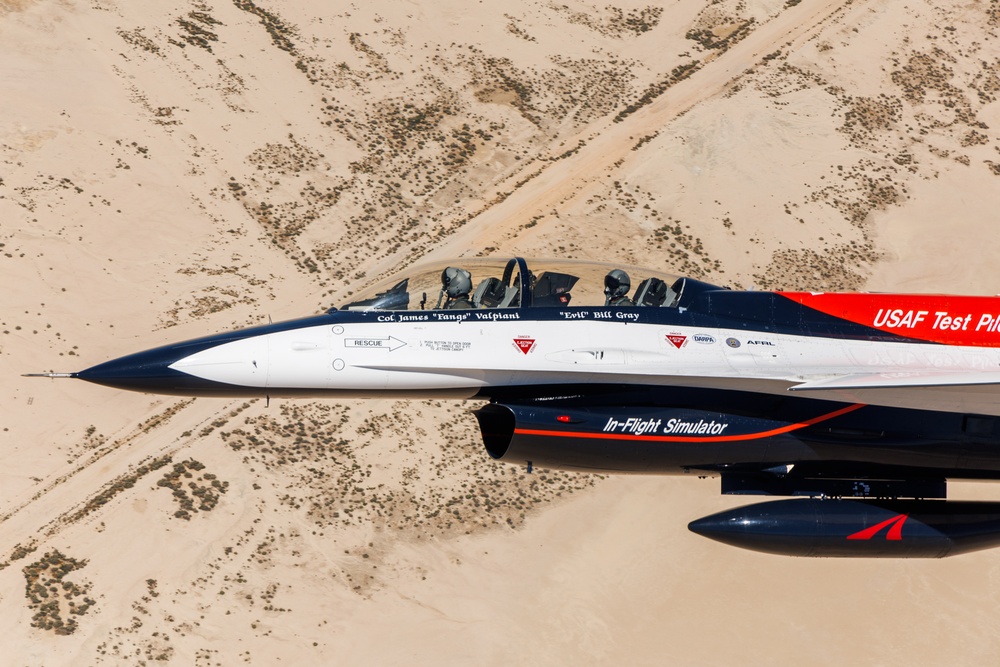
[29, 257, 1000, 557]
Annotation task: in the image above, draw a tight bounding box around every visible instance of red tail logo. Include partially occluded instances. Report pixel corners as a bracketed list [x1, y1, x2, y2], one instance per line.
[846, 514, 909, 541]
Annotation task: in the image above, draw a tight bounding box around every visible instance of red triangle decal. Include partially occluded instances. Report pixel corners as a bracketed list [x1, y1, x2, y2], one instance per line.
[514, 338, 535, 354]
[666, 334, 687, 349]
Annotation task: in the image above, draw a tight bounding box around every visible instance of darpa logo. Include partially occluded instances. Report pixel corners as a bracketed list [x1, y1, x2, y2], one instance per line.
[513, 337, 536, 355]
[665, 334, 687, 349]
[692, 334, 716, 345]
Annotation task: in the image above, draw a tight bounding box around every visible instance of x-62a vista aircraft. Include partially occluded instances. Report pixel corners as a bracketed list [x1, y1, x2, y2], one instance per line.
[30, 257, 1000, 558]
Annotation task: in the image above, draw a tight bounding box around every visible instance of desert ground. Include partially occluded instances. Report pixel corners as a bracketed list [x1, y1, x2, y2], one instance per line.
[3, 0, 1000, 663]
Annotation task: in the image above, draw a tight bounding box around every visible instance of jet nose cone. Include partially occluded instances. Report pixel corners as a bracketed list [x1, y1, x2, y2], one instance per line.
[75, 330, 267, 396]
[687, 511, 762, 539]
[687, 504, 798, 553]
[76, 345, 197, 395]
[73, 325, 274, 396]
[686, 514, 729, 537]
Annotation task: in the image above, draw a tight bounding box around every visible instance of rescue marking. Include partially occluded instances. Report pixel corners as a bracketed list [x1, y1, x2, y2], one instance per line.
[345, 337, 406, 351]
[422, 340, 471, 352]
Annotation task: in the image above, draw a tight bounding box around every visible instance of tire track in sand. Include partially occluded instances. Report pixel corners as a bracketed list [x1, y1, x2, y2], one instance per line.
[0, 0, 855, 569]
[423, 0, 855, 261]
[0, 398, 234, 565]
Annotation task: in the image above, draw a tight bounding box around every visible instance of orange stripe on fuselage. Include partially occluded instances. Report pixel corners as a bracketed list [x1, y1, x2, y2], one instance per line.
[778, 292, 1000, 348]
[513, 403, 865, 443]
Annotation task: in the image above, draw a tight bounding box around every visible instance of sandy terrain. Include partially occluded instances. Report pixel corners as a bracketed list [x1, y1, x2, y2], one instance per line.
[3, 0, 1000, 664]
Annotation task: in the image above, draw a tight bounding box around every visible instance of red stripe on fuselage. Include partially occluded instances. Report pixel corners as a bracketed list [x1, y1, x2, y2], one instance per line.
[778, 292, 1000, 348]
[513, 403, 865, 443]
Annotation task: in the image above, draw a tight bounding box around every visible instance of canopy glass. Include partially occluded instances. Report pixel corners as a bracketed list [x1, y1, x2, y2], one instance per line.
[339, 258, 689, 311]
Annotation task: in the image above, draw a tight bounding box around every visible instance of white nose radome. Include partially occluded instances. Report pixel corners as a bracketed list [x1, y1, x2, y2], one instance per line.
[170, 335, 270, 388]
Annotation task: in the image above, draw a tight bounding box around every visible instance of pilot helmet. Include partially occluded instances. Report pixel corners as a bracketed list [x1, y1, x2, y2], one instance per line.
[442, 267, 472, 298]
[604, 269, 630, 300]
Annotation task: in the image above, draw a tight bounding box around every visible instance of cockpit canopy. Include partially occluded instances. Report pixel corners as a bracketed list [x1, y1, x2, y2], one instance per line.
[339, 257, 715, 312]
